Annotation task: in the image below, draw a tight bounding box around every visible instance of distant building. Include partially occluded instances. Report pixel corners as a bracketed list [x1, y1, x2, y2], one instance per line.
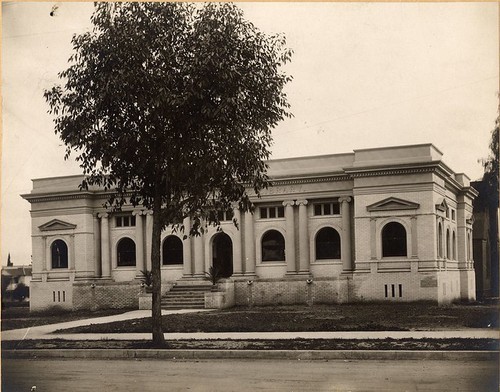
[1, 265, 32, 302]
[22, 144, 477, 311]
[472, 180, 499, 299]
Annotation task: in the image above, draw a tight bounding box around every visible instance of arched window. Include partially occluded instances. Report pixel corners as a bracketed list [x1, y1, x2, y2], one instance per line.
[51, 239, 68, 269]
[452, 231, 457, 260]
[446, 229, 450, 259]
[315, 227, 341, 260]
[261, 230, 285, 262]
[117, 238, 136, 266]
[163, 236, 183, 265]
[438, 222, 443, 258]
[382, 222, 407, 257]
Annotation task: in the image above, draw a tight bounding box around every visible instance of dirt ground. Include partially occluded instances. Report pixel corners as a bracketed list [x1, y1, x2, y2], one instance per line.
[2, 338, 498, 351]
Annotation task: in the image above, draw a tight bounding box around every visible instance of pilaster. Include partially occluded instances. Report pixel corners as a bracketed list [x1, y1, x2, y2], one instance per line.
[283, 200, 296, 274]
[232, 207, 243, 276]
[98, 212, 111, 278]
[244, 211, 256, 276]
[339, 196, 353, 272]
[297, 199, 309, 274]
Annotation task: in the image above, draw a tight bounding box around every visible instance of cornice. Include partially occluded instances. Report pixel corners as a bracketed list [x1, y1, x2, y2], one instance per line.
[22, 190, 130, 204]
[269, 174, 351, 186]
[344, 164, 438, 178]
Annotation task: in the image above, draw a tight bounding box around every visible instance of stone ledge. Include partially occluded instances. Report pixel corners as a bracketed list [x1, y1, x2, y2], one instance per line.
[2, 349, 498, 361]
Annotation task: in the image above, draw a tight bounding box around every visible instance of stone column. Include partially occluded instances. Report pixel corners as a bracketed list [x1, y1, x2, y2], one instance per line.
[99, 212, 111, 278]
[46, 238, 51, 271]
[244, 211, 256, 275]
[193, 225, 204, 277]
[297, 199, 309, 274]
[370, 218, 377, 259]
[41, 236, 47, 271]
[93, 213, 101, 277]
[232, 207, 243, 276]
[133, 210, 145, 276]
[182, 216, 192, 277]
[339, 197, 353, 272]
[145, 211, 153, 271]
[283, 200, 296, 274]
[411, 216, 418, 258]
[69, 234, 75, 270]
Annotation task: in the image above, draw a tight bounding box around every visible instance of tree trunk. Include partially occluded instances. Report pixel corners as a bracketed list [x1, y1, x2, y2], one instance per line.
[151, 192, 166, 347]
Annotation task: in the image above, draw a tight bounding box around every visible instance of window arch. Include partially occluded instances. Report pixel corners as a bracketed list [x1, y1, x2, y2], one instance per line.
[315, 227, 341, 260]
[51, 239, 68, 269]
[446, 229, 450, 259]
[382, 222, 407, 257]
[163, 235, 183, 265]
[261, 230, 285, 262]
[117, 238, 136, 266]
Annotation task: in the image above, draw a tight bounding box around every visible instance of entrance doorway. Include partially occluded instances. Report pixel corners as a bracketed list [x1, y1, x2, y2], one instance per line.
[212, 233, 233, 278]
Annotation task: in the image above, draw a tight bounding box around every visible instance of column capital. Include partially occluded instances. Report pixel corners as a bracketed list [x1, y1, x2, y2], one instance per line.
[296, 199, 308, 206]
[97, 212, 109, 219]
[132, 210, 144, 216]
[338, 196, 352, 204]
[282, 200, 295, 207]
[145, 210, 154, 216]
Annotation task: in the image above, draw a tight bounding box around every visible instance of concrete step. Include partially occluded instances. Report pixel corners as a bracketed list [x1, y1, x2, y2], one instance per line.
[161, 303, 205, 309]
[161, 299, 205, 305]
[169, 286, 213, 292]
[160, 283, 213, 310]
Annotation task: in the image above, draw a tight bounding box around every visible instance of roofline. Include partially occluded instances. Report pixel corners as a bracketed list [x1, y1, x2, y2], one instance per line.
[31, 173, 86, 182]
[352, 143, 443, 155]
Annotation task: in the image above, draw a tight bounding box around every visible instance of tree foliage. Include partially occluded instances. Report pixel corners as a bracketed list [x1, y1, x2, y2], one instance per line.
[44, 2, 292, 345]
[481, 116, 499, 206]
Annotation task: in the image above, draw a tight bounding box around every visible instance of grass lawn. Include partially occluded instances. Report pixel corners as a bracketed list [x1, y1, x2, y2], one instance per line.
[54, 302, 499, 334]
[1, 306, 134, 331]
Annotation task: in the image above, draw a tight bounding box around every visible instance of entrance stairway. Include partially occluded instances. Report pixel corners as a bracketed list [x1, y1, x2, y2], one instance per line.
[161, 283, 212, 309]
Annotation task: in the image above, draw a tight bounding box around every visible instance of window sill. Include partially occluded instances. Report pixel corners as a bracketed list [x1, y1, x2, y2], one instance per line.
[258, 262, 286, 266]
[312, 259, 341, 264]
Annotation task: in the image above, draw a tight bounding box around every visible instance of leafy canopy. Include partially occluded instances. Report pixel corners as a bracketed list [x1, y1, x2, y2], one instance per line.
[44, 2, 292, 230]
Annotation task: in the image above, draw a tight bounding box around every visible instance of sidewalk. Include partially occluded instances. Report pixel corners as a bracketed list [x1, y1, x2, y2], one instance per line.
[2, 309, 499, 342]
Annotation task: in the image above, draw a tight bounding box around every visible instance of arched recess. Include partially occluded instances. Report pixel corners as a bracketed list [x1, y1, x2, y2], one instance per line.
[438, 222, 443, 258]
[162, 235, 183, 265]
[212, 232, 233, 278]
[261, 229, 285, 262]
[382, 222, 407, 257]
[452, 231, 457, 260]
[51, 239, 68, 269]
[315, 227, 341, 260]
[117, 237, 136, 266]
[446, 228, 450, 259]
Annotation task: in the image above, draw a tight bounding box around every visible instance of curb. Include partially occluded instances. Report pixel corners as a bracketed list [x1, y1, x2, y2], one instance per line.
[3, 349, 499, 361]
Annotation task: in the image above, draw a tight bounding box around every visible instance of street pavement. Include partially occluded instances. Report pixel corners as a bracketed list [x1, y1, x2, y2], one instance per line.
[2, 309, 499, 341]
[3, 357, 498, 391]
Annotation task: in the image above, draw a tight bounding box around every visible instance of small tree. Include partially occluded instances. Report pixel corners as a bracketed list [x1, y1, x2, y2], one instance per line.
[7, 253, 12, 267]
[44, 3, 292, 346]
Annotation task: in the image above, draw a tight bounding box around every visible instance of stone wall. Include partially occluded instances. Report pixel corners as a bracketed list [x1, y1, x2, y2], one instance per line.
[234, 277, 340, 306]
[72, 281, 141, 310]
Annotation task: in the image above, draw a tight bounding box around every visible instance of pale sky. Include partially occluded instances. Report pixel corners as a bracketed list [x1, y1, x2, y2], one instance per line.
[2, 2, 499, 265]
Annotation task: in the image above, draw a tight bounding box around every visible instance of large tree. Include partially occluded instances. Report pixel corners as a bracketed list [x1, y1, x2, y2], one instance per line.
[44, 2, 292, 345]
